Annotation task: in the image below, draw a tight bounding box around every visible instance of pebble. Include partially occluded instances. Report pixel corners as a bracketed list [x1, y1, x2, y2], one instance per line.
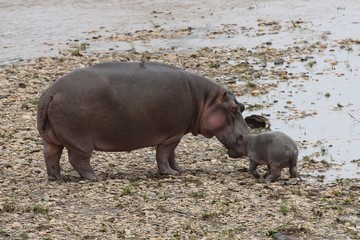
[21, 114, 32, 120]
[284, 178, 302, 185]
[273, 232, 295, 240]
[12, 222, 22, 228]
[211, 159, 218, 164]
[251, 89, 261, 96]
[275, 70, 287, 75]
[274, 59, 284, 65]
[253, 72, 261, 78]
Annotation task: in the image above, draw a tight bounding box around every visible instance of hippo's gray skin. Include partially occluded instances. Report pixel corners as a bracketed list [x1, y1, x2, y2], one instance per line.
[37, 61, 250, 181]
[228, 131, 298, 182]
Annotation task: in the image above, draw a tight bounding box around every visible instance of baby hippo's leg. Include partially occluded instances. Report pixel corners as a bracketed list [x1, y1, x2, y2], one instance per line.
[289, 154, 298, 178]
[265, 164, 281, 182]
[289, 165, 298, 178]
[249, 159, 260, 178]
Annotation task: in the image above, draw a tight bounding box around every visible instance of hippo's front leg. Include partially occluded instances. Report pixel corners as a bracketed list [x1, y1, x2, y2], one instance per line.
[168, 150, 183, 173]
[249, 159, 260, 178]
[156, 140, 181, 175]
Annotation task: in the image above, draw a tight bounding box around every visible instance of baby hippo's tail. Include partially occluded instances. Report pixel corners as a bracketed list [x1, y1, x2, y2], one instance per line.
[289, 149, 298, 178]
[37, 89, 52, 138]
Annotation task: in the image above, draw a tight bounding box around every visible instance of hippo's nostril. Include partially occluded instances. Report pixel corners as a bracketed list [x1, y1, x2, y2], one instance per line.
[237, 135, 243, 143]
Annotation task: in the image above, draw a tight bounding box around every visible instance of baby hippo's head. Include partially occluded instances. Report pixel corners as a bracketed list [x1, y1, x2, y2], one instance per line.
[227, 134, 247, 158]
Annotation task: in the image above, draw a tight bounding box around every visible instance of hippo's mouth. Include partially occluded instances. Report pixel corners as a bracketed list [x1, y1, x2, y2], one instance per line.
[227, 148, 242, 158]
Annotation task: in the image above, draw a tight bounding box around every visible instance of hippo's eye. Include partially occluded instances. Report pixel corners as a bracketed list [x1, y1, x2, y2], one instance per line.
[230, 104, 238, 114]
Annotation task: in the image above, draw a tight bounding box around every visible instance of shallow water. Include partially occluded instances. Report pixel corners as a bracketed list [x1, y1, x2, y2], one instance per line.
[1, 0, 359, 181]
[2, 0, 359, 64]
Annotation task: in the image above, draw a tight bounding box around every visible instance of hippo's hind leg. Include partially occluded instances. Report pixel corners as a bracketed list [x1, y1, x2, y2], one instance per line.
[289, 154, 298, 178]
[265, 164, 281, 182]
[289, 165, 298, 178]
[156, 140, 181, 175]
[44, 141, 63, 181]
[67, 147, 99, 181]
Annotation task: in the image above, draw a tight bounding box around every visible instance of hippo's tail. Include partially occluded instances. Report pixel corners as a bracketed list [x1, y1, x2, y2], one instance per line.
[36, 89, 52, 138]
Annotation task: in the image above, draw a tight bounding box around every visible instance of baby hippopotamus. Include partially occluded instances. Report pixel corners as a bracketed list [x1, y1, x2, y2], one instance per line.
[228, 131, 298, 182]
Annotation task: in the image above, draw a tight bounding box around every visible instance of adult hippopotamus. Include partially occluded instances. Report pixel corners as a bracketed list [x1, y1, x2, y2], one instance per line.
[228, 131, 298, 182]
[37, 61, 250, 181]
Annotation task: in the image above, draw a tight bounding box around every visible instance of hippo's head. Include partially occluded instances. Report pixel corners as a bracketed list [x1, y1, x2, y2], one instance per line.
[227, 135, 247, 158]
[200, 90, 250, 155]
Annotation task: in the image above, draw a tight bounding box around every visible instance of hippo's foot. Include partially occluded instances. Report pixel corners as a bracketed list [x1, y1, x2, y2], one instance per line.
[265, 165, 281, 182]
[48, 174, 62, 181]
[172, 166, 183, 173]
[159, 168, 179, 176]
[156, 141, 181, 176]
[265, 173, 281, 182]
[79, 172, 100, 181]
[169, 159, 183, 173]
[250, 170, 260, 179]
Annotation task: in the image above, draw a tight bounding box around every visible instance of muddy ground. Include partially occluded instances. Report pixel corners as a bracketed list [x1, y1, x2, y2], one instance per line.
[1, 0, 360, 239]
[0, 49, 359, 240]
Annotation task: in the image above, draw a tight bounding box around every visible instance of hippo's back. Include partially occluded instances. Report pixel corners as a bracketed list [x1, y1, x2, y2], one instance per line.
[269, 131, 298, 160]
[271, 132, 297, 149]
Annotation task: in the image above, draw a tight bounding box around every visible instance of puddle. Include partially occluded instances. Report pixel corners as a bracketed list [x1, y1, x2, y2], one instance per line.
[240, 45, 360, 182]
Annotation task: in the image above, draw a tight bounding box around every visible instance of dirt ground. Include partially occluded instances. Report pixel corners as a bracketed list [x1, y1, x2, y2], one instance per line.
[0, 48, 359, 239]
[1, 0, 359, 239]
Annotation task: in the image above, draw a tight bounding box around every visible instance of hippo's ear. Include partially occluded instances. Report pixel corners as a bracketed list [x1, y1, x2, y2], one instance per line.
[238, 102, 245, 113]
[235, 98, 245, 113]
[220, 91, 228, 102]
